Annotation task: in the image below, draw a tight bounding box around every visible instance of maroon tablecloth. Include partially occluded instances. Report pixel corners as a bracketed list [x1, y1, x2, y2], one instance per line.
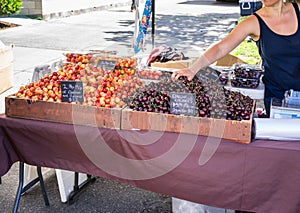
[1, 114, 300, 212]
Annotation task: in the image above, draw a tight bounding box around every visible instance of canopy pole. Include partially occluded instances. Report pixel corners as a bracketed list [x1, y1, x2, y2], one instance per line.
[151, 0, 155, 48]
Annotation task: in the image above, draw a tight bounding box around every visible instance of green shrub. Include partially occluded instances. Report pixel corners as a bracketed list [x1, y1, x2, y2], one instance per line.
[231, 38, 261, 65]
[0, 0, 23, 16]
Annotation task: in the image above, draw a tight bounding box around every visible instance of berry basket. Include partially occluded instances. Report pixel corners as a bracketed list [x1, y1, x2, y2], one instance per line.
[231, 64, 263, 89]
[231, 76, 260, 89]
[233, 64, 263, 79]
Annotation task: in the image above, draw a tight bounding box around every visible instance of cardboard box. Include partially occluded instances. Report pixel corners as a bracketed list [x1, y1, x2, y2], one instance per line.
[215, 54, 245, 67]
[0, 44, 13, 66]
[0, 63, 13, 94]
[172, 197, 235, 213]
[0, 44, 14, 94]
[150, 55, 244, 70]
[150, 60, 193, 69]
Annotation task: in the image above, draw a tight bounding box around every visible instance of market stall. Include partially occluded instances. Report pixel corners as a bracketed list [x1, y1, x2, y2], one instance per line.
[1, 51, 300, 213]
[1, 114, 300, 212]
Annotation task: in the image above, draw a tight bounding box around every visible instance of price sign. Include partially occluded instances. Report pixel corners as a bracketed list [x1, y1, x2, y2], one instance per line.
[60, 81, 84, 103]
[196, 66, 219, 82]
[97, 59, 117, 70]
[170, 92, 198, 116]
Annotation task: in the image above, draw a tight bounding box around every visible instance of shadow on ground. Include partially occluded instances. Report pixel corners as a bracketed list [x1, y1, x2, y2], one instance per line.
[0, 164, 172, 213]
[104, 12, 239, 55]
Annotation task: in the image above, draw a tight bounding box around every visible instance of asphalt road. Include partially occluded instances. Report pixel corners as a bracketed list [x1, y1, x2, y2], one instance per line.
[1, 163, 172, 213]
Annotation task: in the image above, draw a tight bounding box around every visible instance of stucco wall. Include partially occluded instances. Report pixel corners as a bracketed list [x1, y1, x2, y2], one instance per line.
[20, 0, 43, 17]
[20, 0, 131, 20]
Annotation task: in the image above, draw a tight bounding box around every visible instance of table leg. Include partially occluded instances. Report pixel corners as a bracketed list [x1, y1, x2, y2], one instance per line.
[37, 166, 49, 206]
[13, 162, 24, 213]
[13, 163, 50, 213]
[67, 172, 96, 205]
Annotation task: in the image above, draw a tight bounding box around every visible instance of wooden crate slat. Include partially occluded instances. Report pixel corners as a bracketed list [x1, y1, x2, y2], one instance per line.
[121, 108, 253, 143]
[5, 96, 121, 129]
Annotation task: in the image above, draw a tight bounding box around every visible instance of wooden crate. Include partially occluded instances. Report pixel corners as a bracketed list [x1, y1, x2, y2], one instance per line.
[5, 96, 254, 143]
[121, 108, 254, 144]
[5, 96, 121, 129]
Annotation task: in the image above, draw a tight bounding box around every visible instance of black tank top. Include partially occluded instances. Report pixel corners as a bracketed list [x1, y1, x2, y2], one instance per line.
[253, 3, 300, 93]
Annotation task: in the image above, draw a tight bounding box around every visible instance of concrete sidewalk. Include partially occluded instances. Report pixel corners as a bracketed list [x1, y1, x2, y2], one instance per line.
[0, 0, 240, 212]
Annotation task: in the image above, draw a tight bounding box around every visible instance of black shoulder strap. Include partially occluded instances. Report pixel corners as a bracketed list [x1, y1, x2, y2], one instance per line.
[253, 12, 262, 22]
[292, 2, 300, 23]
[292, 2, 299, 12]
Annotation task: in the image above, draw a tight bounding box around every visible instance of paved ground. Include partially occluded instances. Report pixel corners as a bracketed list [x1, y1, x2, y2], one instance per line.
[0, 0, 240, 212]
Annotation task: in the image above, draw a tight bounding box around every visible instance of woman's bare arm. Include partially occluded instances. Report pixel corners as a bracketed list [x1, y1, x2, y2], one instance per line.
[172, 15, 259, 81]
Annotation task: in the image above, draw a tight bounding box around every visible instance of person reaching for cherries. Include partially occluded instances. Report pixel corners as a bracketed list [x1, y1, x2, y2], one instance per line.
[172, 0, 300, 117]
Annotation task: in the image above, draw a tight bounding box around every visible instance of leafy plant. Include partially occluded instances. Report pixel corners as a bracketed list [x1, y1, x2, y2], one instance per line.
[231, 38, 261, 65]
[0, 0, 23, 16]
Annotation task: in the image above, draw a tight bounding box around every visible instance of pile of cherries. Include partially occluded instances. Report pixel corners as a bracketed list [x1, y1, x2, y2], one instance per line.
[128, 76, 254, 121]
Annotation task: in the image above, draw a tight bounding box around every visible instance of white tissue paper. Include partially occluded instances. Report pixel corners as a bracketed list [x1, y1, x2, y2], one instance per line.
[254, 118, 300, 140]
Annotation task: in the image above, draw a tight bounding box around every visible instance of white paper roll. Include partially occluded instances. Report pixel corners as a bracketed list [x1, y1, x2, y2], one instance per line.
[254, 118, 300, 140]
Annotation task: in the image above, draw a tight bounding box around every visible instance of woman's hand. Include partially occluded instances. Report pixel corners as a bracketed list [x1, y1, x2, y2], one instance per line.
[171, 68, 196, 81]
